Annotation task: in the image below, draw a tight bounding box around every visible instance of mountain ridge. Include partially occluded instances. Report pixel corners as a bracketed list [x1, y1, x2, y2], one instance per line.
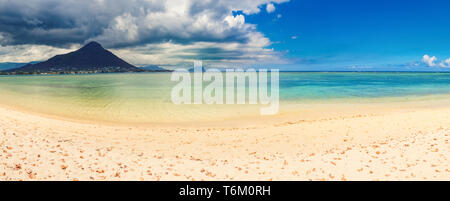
[139, 65, 171, 72]
[2, 42, 145, 74]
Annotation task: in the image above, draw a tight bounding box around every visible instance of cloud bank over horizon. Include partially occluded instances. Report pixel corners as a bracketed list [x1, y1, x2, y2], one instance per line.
[0, 0, 289, 66]
[422, 54, 450, 68]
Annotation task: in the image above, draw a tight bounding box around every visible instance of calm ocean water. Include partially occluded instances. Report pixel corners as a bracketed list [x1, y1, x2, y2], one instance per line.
[0, 72, 449, 123]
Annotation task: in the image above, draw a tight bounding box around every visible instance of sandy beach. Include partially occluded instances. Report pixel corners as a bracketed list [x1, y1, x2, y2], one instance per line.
[0, 98, 449, 181]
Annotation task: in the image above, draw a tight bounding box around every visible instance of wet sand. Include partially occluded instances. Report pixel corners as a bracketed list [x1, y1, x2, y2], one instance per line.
[0, 101, 449, 181]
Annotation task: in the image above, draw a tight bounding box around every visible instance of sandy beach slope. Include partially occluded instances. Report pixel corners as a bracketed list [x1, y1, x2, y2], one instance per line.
[0, 102, 449, 181]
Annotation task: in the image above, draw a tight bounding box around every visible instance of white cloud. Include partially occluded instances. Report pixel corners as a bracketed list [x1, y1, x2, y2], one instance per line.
[0, 44, 79, 63]
[421, 54, 450, 68]
[422, 54, 437, 67]
[439, 58, 450, 68]
[112, 39, 288, 68]
[111, 30, 289, 67]
[291, 36, 297, 39]
[266, 3, 276, 13]
[224, 14, 246, 28]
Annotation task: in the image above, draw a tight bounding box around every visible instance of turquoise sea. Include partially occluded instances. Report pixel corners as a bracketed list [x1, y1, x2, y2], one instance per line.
[0, 72, 449, 123]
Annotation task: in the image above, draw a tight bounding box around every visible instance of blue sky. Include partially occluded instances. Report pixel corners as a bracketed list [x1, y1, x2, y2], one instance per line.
[246, 0, 450, 71]
[1, 0, 450, 71]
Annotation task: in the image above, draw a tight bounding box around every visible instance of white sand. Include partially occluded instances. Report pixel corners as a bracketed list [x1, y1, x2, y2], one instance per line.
[0, 101, 449, 181]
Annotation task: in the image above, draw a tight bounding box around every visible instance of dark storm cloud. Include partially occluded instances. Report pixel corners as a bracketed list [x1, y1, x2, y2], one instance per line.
[0, 0, 283, 48]
[0, 0, 290, 64]
[0, 0, 161, 47]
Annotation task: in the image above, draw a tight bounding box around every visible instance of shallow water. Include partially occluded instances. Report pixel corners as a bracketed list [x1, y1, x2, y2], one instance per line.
[0, 72, 449, 123]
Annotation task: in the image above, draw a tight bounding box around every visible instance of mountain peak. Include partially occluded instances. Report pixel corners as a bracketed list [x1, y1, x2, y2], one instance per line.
[81, 41, 104, 50]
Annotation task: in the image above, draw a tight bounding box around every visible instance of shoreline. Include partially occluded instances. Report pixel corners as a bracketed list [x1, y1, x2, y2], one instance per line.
[1, 93, 450, 128]
[0, 99, 449, 181]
